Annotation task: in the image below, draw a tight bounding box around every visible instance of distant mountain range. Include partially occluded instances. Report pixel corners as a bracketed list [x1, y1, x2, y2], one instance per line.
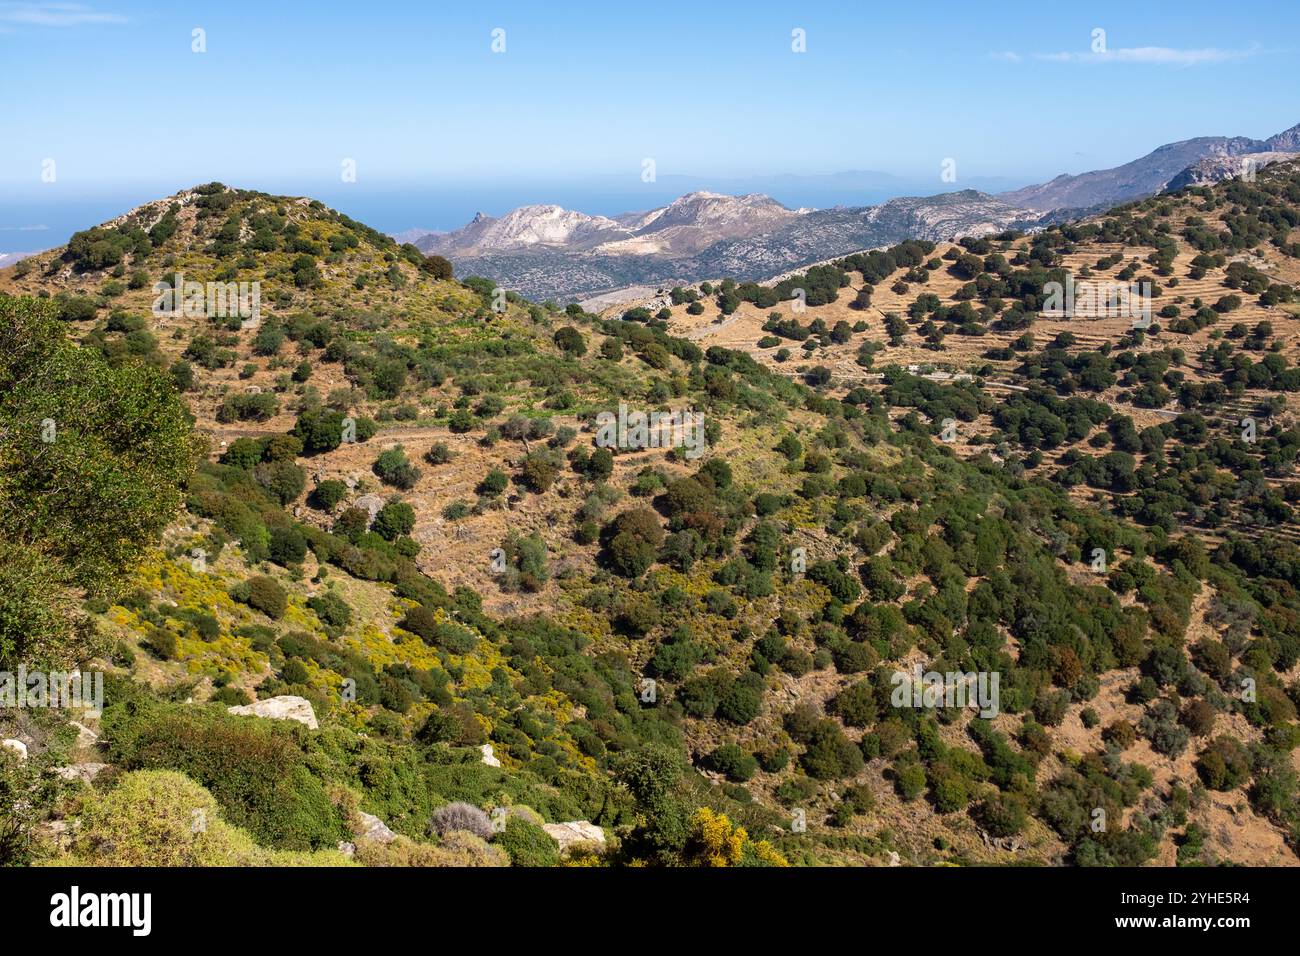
[397, 121, 1300, 303]
[418, 192, 807, 259]
[407, 191, 1040, 302]
[1000, 124, 1300, 211]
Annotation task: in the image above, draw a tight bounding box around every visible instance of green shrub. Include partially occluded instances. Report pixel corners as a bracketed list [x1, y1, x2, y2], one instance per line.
[480, 469, 508, 497]
[53, 770, 352, 866]
[494, 816, 560, 867]
[707, 744, 758, 782]
[800, 719, 864, 780]
[307, 592, 352, 631]
[373, 501, 416, 540]
[100, 700, 349, 851]
[310, 480, 348, 511]
[145, 626, 179, 661]
[268, 525, 308, 566]
[1196, 736, 1251, 791]
[245, 575, 287, 619]
[374, 446, 421, 489]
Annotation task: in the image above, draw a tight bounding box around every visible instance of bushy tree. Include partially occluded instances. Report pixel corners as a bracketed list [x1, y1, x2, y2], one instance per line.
[373, 446, 421, 489]
[245, 575, 288, 619]
[373, 501, 416, 540]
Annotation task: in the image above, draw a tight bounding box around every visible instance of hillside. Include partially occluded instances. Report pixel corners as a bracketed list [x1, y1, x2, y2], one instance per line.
[2, 168, 1299, 870]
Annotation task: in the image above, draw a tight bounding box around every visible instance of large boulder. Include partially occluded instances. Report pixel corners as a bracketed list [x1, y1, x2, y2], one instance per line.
[479, 743, 501, 767]
[227, 695, 318, 729]
[543, 821, 606, 854]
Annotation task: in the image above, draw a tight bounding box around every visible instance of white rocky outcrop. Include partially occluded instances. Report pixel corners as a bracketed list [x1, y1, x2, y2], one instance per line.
[543, 821, 606, 854]
[479, 743, 501, 767]
[227, 695, 319, 729]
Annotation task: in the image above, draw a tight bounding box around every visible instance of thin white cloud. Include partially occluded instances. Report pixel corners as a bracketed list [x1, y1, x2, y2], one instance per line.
[989, 51, 1021, 63]
[0, 3, 126, 27]
[1032, 45, 1259, 66]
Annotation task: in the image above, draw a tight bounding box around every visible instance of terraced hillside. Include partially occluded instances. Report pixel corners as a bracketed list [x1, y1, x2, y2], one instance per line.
[641, 162, 1300, 546]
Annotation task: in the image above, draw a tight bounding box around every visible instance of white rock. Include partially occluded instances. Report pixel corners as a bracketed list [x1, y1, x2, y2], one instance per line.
[69, 720, 99, 747]
[52, 763, 109, 784]
[354, 811, 397, 844]
[543, 821, 606, 853]
[480, 743, 501, 767]
[337, 841, 356, 858]
[1, 739, 27, 760]
[352, 494, 385, 527]
[227, 695, 319, 729]
[44, 819, 78, 850]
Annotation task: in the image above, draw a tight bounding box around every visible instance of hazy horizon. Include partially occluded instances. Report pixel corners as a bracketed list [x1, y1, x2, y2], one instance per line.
[0, 169, 1038, 254]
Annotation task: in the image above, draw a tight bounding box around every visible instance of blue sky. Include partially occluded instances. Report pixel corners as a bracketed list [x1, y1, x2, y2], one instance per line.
[0, 0, 1297, 245]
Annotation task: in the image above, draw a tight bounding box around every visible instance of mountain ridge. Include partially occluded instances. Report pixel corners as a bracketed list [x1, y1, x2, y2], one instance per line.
[1000, 123, 1300, 211]
[402, 121, 1299, 303]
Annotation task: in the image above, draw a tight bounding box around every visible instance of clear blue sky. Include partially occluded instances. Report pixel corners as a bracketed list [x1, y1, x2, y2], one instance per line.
[0, 0, 1296, 243]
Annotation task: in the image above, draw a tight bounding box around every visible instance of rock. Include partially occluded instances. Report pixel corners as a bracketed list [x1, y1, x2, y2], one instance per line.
[69, 720, 98, 747]
[354, 811, 397, 844]
[352, 494, 385, 527]
[1, 739, 27, 760]
[227, 695, 319, 729]
[52, 763, 109, 784]
[543, 821, 606, 854]
[337, 841, 356, 858]
[1166, 151, 1299, 191]
[479, 743, 501, 767]
[45, 820, 76, 851]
